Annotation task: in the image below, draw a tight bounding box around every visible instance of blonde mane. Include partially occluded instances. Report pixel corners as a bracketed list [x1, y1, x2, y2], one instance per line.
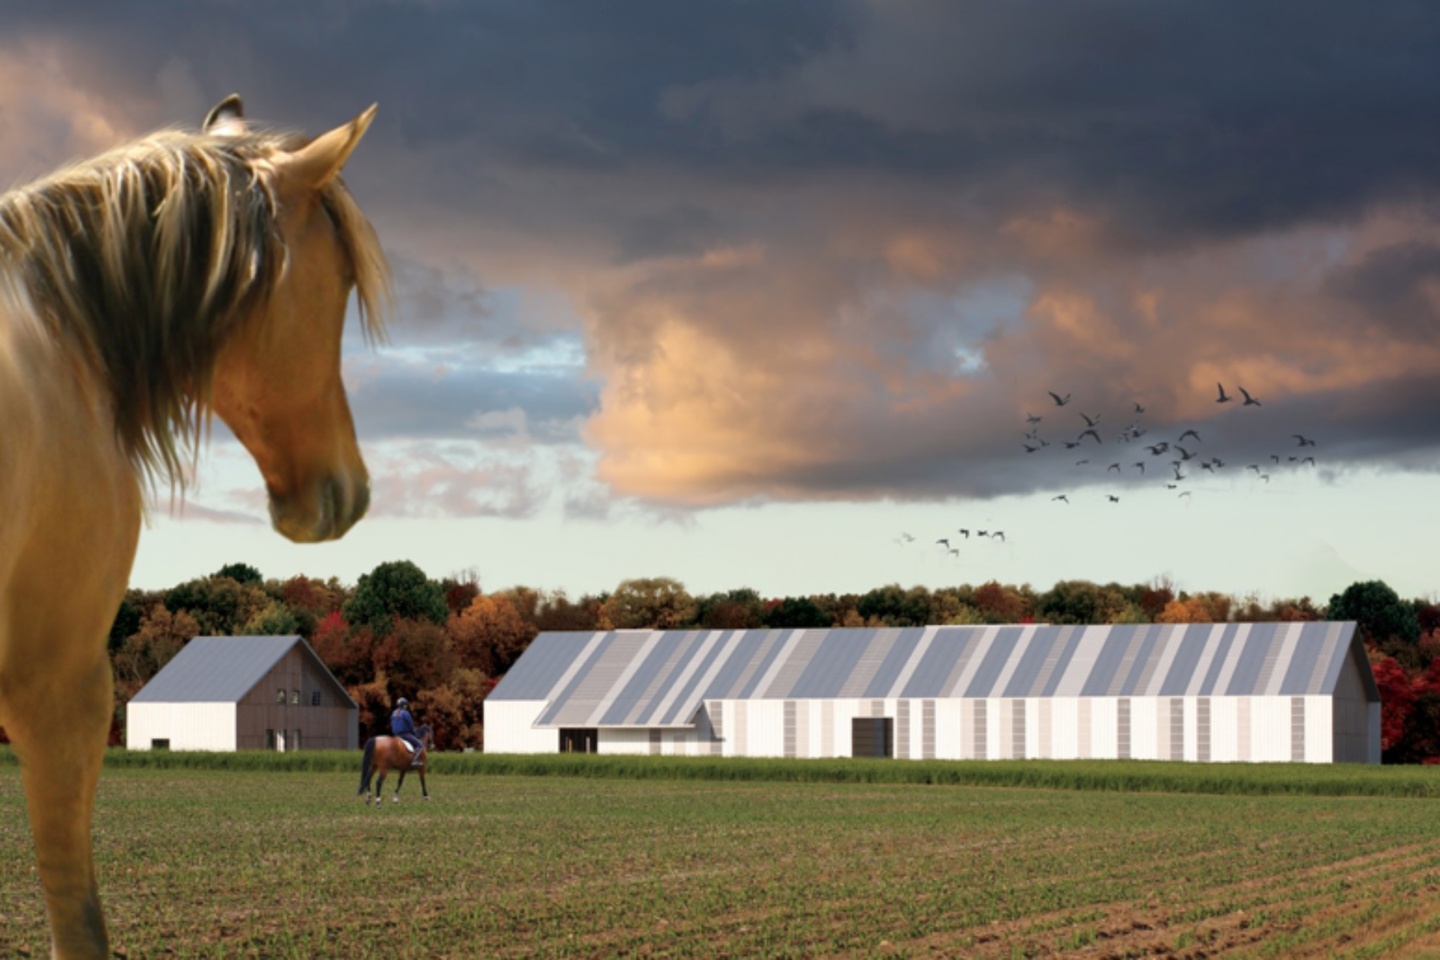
[0, 124, 391, 488]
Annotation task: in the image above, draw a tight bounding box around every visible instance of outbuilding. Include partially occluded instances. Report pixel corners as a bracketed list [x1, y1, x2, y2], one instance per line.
[125, 635, 358, 751]
[485, 621, 1379, 763]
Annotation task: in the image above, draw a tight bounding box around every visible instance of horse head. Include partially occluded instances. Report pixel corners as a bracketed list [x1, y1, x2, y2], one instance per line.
[206, 97, 390, 542]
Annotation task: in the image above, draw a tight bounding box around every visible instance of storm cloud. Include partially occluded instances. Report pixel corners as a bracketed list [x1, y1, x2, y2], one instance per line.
[7, 2, 1440, 515]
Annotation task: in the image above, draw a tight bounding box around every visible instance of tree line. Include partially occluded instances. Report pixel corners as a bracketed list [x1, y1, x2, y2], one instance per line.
[46, 561, 1440, 762]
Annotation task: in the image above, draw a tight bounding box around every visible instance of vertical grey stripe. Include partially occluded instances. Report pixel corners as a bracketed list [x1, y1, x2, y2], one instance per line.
[796, 700, 809, 758]
[1197, 697, 1211, 762]
[922, 700, 936, 760]
[1170, 698, 1185, 760]
[972, 700, 988, 760]
[1291, 697, 1306, 762]
[897, 700, 910, 759]
[1013, 699, 1026, 759]
[1117, 698, 1131, 760]
[784, 701, 798, 758]
[649, 729, 662, 755]
[711, 702, 724, 756]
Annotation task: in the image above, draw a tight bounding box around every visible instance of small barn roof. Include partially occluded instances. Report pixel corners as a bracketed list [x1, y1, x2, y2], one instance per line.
[129, 635, 356, 707]
[490, 622, 1369, 730]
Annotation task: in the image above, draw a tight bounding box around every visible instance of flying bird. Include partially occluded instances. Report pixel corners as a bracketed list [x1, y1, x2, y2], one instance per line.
[1026, 413, 1042, 425]
[1146, 442, 1170, 455]
[1053, 495, 1070, 503]
[1215, 382, 1232, 403]
[991, 531, 1005, 542]
[1080, 412, 1100, 427]
[1175, 445, 1195, 461]
[1134, 401, 1146, 414]
[936, 538, 950, 548]
[898, 533, 915, 544]
[1079, 429, 1102, 444]
[1178, 491, 1193, 500]
[1270, 454, 1280, 463]
[1239, 386, 1261, 406]
[1248, 464, 1261, 473]
[1023, 443, 1041, 454]
[1107, 463, 1121, 472]
[957, 529, 970, 538]
[1049, 391, 1071, 406]
[1107, 495, 1120, 503]
[1075, 458, 1089, 466]
[976, 530, 990, 538]
[1294, 434, 1316, 446]
[1178, 429, 1201, 443]
[1173, 465, 1187, 481]
[1133, 462, 1146, 473]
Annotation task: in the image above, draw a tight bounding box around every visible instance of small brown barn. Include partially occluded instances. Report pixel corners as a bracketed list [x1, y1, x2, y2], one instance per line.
[125, 635, 357, 751]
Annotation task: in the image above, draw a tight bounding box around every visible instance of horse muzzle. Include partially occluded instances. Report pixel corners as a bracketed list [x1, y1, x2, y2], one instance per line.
[269, 473, 370, 543]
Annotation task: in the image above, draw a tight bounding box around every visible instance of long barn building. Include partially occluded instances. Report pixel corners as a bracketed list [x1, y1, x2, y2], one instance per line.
[486, 622, 1379, 763]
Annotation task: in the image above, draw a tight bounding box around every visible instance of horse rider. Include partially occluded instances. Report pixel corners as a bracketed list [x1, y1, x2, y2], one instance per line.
[390, 697, 425, 767]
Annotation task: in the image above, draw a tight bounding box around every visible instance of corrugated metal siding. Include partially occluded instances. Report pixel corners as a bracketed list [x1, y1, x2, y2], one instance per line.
[492, 623, 1370, 730]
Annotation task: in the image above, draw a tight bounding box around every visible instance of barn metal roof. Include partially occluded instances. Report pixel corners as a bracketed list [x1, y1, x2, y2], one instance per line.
[129, 635, 356, 707]
[489, 622, 1368, 729]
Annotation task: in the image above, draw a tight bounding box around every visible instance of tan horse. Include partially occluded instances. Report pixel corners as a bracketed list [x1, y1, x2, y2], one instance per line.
[0, 95, 391, 959]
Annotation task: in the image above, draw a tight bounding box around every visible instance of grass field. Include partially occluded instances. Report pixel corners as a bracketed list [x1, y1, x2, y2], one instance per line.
[4, 754, 1440, 958]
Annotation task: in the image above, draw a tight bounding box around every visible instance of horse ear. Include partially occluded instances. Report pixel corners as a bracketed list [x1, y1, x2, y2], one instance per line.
[203, 94, 247, 136]
[274, 104, 378, 194]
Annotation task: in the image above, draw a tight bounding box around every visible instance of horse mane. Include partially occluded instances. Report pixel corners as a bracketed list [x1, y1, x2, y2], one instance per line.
[0, 124, 391, 489]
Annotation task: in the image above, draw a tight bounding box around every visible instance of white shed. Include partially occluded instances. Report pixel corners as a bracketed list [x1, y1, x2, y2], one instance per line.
[125, 635, 358, 751]
[485, 621, 1379, 763]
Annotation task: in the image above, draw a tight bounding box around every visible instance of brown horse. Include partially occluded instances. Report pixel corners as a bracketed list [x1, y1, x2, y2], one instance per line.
[359, 723, 433, 804]
[0, 95, 390, 958]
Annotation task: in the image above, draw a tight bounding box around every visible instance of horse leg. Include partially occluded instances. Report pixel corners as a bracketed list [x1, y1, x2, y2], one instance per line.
[393, 768, 405, 803]
[372, 769, 385, 806]
[419, 766, 429, 801]
[1, 647, 114, 959]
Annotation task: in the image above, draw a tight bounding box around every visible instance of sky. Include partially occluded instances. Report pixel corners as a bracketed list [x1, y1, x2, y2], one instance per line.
[6, 1, 1440, 603]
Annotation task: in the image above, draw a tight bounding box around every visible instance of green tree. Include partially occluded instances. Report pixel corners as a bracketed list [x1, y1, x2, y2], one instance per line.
[696, 588, 765, 629]
[600, 578, 698, 630]
[107, 595, 142, 653]
[1329, 580, 1420, 662]
[166, 576, 272, 635]
[214, 562, 263, 584]
[343, 560, 448, 636]
[762, 596, 831, 629]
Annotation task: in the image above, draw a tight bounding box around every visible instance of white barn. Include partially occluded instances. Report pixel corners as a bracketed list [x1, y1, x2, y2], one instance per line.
[126, 635, 358, 751]
[486, 622, 1380, 763]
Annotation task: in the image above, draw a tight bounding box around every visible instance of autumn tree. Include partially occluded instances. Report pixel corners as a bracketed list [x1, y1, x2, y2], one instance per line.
[533, 591, 603, 632]
[343, 560, 448, 636]
[419, 668, 491, 750]
[448, 593, 535, 675]
[973, 581, 1031, 623]
[372, 617, 456, 696]
[111, 604, 200, 689]
[599, 577, 697, 630]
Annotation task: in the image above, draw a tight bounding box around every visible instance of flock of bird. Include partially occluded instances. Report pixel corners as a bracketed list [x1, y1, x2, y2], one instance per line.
[899, 381, 1324, 557]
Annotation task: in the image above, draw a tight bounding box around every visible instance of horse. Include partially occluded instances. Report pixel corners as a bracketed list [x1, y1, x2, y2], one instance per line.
[0, 95, 391, 959]
[358, 723, 433, 804]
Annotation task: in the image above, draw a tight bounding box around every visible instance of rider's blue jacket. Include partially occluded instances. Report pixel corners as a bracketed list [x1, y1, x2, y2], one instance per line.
[391, 708, 416, 737]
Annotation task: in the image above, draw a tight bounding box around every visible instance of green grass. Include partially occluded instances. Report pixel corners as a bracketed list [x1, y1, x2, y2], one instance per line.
[4, 757, 1440, 957]
[7, 747, 1437, 797]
